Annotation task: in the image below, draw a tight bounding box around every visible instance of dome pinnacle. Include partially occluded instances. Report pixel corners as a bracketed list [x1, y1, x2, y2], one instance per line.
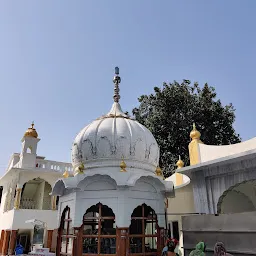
[190, 123, 201, 140]
[24, 121, 38, 138]
[113, 66, 121, 103]
[176, 155, 184, 169]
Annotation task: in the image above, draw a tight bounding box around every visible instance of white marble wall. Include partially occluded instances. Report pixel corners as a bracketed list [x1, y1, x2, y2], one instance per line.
[57, 176, 166, 229]
[191, 157, 256, 214]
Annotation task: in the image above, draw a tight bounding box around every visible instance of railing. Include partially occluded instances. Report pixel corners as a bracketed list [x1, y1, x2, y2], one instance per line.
[35, 159, 73, 173]
[20, 198, 36, 209]
[20, 198, 52, 210]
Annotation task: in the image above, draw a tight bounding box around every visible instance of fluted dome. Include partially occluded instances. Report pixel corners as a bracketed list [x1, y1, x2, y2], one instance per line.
[71, 102, 160, 173]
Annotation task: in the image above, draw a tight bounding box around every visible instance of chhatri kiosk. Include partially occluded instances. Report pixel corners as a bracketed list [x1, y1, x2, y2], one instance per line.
[52, 68, 174, 256]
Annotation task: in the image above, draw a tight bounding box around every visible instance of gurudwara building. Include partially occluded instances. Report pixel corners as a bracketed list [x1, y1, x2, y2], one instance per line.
[51, 67, 174, 256]
[2, 66, 255, 255]
[0, 68, 174, 256]
[0, 123, 72, 255]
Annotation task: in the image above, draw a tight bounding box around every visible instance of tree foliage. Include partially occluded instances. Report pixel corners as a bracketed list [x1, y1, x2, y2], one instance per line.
[132, 80, 241, 177]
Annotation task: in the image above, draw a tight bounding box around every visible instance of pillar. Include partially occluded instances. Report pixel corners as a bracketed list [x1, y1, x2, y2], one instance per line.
[75, 227, 82, 256]
[47, 230, 53, 251]
[1, 230, 11, 256]
[14, 188, 22, 209]
[51, 196, 57, 210]
[9, 230, 17, 255]
[116, 227, 128, 256]
[157, 227, 165, 255]
[0, 230, 4, 253]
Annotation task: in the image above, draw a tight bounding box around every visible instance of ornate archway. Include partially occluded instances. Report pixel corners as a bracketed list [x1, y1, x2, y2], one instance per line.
[217, 180, 256, 214]
[80, 203, 116, 255]
[128, 204, 161, 256]
[57, 206, 75, 256]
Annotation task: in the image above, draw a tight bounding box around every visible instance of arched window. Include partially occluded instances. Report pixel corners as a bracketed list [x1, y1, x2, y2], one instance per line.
[82, 203, 116, 255]
[129, 204, 158, 255]
[58, 206, 74, 255]
[20, 178, 52, 210]
[26, 146, 32, 153]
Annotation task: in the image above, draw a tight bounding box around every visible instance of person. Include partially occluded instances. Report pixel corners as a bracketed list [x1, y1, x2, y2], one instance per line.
[162, 239, 179, 256]
[162, 238, 179, 255]
[214, 242, 233, 256]
[189, 241, 206, 256]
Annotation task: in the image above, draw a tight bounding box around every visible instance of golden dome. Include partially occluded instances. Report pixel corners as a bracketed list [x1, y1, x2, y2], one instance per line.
[155, 166, 163, 176]
[176, 155, 184, 169]
[190, 123, 201, 140]
[24, 122, 38, 138]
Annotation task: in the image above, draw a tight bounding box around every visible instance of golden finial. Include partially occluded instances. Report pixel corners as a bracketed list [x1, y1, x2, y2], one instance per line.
[74, 162, 85, 175]
[78, 163, 85, 173]
[190, 123, 201, 140]
[120, 157, 127, 172]
[155, 166, 163, 176]
[176, 155, 184, 169]
[113, 66, 121, 103]
[63, 168, 69, 178]
[24, 121, 38, 138]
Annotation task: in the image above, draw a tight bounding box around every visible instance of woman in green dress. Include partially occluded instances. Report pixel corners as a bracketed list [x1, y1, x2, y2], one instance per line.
[189, 242, 206, 256]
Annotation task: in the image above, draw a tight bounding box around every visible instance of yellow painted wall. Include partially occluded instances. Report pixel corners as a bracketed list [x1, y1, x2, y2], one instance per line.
[168, 183, 195, 214]
[167, 183, 195, 256]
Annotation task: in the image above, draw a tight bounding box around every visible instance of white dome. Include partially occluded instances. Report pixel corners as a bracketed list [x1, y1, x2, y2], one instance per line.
[71, 102, 160, 173]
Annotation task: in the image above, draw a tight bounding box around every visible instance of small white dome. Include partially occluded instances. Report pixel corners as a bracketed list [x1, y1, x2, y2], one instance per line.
[71, 102, 160, 173]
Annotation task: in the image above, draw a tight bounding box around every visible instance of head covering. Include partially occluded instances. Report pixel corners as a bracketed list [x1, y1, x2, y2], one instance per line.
[165, 238, 179, 246]
[214, 242, 226, 256]
[167, 239, 176, 251]
[172, 238, 179, 246]
[189, 242, 206, 256]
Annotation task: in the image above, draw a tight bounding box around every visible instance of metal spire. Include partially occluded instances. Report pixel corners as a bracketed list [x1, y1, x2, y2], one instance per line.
[113, 66, 121, 103]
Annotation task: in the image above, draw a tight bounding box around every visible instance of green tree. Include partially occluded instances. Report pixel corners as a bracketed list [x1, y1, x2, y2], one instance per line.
[132, 80, 241, 177]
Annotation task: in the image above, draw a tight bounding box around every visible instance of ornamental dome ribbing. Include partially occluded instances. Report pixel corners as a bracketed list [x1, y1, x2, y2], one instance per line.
[71, 68, 160, 173]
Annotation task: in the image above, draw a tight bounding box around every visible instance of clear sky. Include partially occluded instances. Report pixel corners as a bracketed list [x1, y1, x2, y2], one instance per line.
[0, 1, 255, 174]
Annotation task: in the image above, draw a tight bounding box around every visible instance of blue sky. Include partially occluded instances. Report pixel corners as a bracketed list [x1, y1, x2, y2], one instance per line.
[0, 1, 255, 174]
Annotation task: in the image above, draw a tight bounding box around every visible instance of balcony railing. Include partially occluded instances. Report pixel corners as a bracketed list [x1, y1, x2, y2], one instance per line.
[20, 198, 36, 209]
[20, 198, 52, 210]
[35, 159, 72, 173]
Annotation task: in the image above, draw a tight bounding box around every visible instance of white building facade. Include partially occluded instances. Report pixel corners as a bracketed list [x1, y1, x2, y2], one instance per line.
[0, 123, 72, 255]
[168, 124, 256, 254]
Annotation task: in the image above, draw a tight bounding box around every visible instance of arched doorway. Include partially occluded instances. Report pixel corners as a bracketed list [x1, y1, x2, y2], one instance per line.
[129, 204, 159, 255]
[57, 206, 75, 256]
[79, 203, 116, 255]
[217, 180, 256, 214]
